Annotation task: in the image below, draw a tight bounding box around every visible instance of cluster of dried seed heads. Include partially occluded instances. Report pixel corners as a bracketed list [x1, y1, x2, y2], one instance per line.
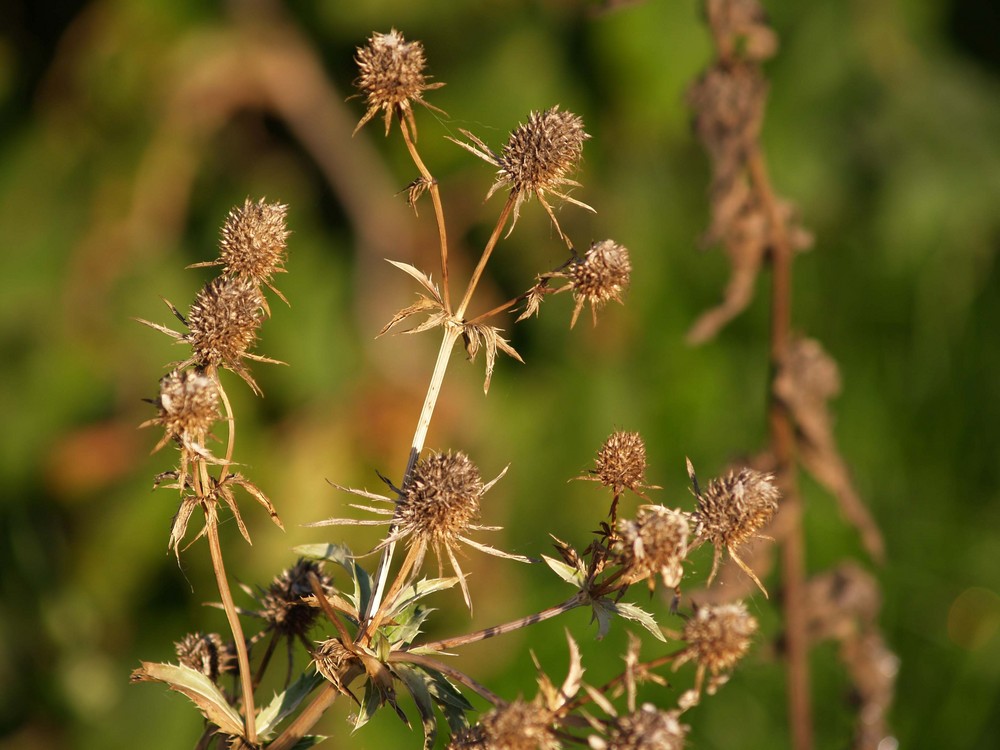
[214, 198, 289, 291]
[353, 28, 443, 136]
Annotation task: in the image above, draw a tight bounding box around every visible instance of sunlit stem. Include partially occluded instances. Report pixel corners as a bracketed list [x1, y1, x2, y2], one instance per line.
[388, 652, 507, 707]
[413, 592, 586, 652]
[213, 370, 236, 470]
[360, 543, 422, 644]
[363, 325, 462, 628]
[455, 194, 516, 319]
[204, 496, 257, 745]
[268, 662, 364, 750]
[399, 115, 451, 312]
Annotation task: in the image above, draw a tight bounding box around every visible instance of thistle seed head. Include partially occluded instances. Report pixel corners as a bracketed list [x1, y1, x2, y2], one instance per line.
[462, 699, 559, 750]
[616, 505, 690, 589]
[604, 705, 687, 750]
[694, 468, 778, 551]
[589, 431, 650, 496]
[218, 198, 289, 285]
[258, 559, 331, 638]
[152, 369, 218, 452]
[354, 29, 442, 136]
[680, 601, 757, 680]
[500, 106, 589, 198]
[313, 637, 358, 687]
[174, 632, 236, 682]
[186, 275, 265, 374]
[396, 451, 484, 548]
[569, 240, 632, 327]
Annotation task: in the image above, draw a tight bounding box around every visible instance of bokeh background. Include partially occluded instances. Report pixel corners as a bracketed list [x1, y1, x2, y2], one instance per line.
[2, 0, 999, 748]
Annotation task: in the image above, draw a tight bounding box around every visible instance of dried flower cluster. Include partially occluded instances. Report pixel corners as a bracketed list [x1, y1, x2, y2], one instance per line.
[568, 240, 632, 327]
[617, 506, 690, 591]
[675, 602, 758, 695]
[145, 368, 219, 457]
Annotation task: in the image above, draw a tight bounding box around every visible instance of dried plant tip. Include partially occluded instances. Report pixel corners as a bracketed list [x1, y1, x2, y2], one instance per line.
[677, 601, 757, 693]
[693, 467, 779, 594]
[186, 275, 266, 389]
[616, 505, 690, 590]
[597, 705, 687, 750]
[583, 431, 654, 497]
[353, 28, 444, 136]
[397, 451, 485, 548]
[569, 240, 631, 327]
[146, 369, 218, 455]
[312, 637, 358, 687]
[174, 632, 236, 682]
[451, 105, 593, 241]
[219, 198, 289, 285]
[458, 699, 559, 750]
[258, 559, 332, 638]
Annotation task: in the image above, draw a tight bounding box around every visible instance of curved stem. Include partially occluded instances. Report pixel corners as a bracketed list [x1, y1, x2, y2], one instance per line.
[213, 371, 237, 470]
[399, 116, 451, 313]
[455, 194, 516, 319]
[389, 652, 506, 707]
[206, 504, 257, 745]
[414, 592, 586, 652]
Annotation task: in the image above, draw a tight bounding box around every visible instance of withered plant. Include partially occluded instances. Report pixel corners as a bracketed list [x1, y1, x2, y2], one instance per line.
[129, 13, 888, 750]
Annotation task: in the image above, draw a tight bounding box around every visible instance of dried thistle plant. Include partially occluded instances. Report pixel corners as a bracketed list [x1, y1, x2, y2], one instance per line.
[130, 24, 799, 750]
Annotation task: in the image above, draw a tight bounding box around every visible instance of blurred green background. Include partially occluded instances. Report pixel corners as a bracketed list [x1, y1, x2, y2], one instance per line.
[2, 0, 999, 748]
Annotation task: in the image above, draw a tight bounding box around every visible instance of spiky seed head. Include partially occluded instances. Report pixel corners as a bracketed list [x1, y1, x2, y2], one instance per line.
[396, 451, 484, 547]
[218, 198, 289, 284]
[174, 632, 236, 682]
[468, 699, 559, 750]
[604, 704, 687, 750]
[186, 275, 265, 372]
[152, 369, 218, 451]
[570, 240, 632, 327]
[616, 505, 690, 589]
[694, 468, 779, 551]
[354, 29, 442, 136]
[591, 431, 650, 495]
[313, 637, 357, 686]
[681, 601, 757, 680]
[500, 106, 589, 198]
[258, 559, 331, 638]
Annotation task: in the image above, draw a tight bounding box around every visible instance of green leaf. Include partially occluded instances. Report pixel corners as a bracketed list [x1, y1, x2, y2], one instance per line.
[352, 681, 382, 733]
[385, 577, 459, 621]
[287, 736, 329, 749]
[393, 664, 439, 750]
[383, 606, 434, 648]
[130, 662, 244, 737]
[293, 543, 372, 614]
[591, 598, 613, 640]
[256, 671, 324, 739]
[420, 666, 472, 733]
[542, 554, 586, 588]
[606, 600, 666, 642]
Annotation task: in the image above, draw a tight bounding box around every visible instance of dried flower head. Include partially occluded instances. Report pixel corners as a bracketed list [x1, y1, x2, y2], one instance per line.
[255, 559, 332, 639]
[567, 240, 631, 328]
[579, 431, 657, 499]
[616, 505, 690, 591]
[143, 368, 219, 458]
[174, 632, 237, 683]
[674, 601, 757, 695]
[315, 451, 530, 610]
[690, 463, 779, 595]
[312, 637, 358, 689]
[451, 106, 593, 243]
[592, 704, 687, 750]
[189, 198, 289, 303]
[353, 28, 444, 137]
[454, 699, 559, 750]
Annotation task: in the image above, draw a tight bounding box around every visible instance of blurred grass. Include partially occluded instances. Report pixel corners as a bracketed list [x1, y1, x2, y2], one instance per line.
[2, 0, 999, 748]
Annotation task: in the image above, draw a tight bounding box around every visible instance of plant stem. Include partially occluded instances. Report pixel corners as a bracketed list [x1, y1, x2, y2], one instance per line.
[413, 592, 586, 652]
[388, 652, 506, 707]
[268, 663, 364, 750]
[205, 502, 257, 746]
[360, 543, 421, 643]
[455, 194, 516, 319]
[748, 145, 813, 750]
[399, 116, 451, 312]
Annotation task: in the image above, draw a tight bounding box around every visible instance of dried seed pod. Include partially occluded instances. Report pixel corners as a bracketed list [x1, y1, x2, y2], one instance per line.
[174, 632, 236, 682]
[569, 240, 631, 327]
[218, 198, 289, 287]
[257, 559, 332, 639]
[462, 699, 559, 750]
[617, 505, 690, 590]
[353, 28, 444, 136]
[312, 637, 357, 688]
[675, 601, 757, 695]
[598, 704, 687, 750]
[397, 451, 485, 549]
[582, 431, 656, 497]
[693, 466, 779, 595]
[147, 368, 218, 456]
